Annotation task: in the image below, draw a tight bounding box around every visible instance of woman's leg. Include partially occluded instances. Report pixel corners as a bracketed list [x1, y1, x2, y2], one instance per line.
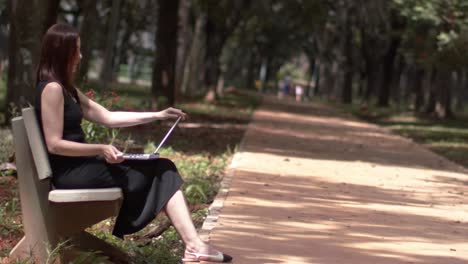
[163, 190, 206, 251]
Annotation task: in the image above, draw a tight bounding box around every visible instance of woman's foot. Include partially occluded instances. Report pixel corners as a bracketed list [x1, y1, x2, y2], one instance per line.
[183, 243, 232, 263]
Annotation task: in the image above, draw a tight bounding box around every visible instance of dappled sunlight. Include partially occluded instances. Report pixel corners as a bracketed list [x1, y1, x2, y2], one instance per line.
[207, 96, 468, 263]
[211, 170, 468, 263]
[256, 109, 372, 130]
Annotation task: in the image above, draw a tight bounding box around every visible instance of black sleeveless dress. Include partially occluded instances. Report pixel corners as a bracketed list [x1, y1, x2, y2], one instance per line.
[35, 81, 183, 238]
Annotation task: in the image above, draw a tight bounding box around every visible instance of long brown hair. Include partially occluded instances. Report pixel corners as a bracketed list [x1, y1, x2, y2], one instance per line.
[36, 24, 79, 95]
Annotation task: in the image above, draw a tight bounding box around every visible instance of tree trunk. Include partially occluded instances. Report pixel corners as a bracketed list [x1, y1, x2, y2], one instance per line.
[175, 0, 191, 100]
[364, 59, 379, 102]
[203, 19, 224, 102]
[100, 0, 122, 86]
[425, 68, 437, 114]
[378, 36, 400, 107]
[305, 57, 316, 98]
[6, 0, 60, 122]
[392, 55, 405, 107]
[434, 69, 454, 119]
[412, 67, 424, 112]
[454, 69, 466, 112]
[77, 0, 98, 84]
[44, 0, 60, 34]
[181, 12, 206, 96]
[341, 10, 353, 104]
[152, 0, 179, 106]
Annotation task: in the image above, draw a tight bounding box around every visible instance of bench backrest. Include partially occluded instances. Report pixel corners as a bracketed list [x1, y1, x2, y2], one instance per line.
[20, 107, 52, 180]
[12, 110, 57, 251]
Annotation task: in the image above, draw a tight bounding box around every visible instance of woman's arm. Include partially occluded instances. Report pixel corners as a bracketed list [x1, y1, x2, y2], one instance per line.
[41, 82, 123, 163]
[76, 89, 187, 128]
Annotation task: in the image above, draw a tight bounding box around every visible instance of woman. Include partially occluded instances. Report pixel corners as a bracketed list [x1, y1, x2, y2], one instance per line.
[35, 23, 232, 263]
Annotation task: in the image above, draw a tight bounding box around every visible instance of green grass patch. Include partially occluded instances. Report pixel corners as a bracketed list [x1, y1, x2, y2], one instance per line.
[343, 102, 468, 168]
[179, 91, 260, 120]
[0, 128, 13, 164]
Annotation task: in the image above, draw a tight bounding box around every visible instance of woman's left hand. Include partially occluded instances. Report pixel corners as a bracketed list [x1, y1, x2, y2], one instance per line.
[158, 107, 188, 120]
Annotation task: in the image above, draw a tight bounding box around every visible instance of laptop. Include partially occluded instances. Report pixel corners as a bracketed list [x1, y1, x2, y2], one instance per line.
[117, 116, 182, 160]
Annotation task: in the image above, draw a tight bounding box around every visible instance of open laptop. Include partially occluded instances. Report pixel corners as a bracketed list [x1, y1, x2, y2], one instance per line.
[117, 116, 182, 160]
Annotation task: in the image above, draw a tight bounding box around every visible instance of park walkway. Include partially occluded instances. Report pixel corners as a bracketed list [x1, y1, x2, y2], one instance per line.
[200, 95, 468, 264]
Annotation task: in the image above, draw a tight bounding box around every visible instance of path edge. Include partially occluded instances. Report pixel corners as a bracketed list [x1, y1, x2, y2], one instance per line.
[198, 97, 260, 241]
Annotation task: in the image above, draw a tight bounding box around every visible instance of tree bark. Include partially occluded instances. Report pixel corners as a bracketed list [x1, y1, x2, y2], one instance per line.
[181, 12, 206, 96]
[152, 0, 180, 106]
[100, 0, 122, 86]
[412, 67, 424, 112]
[434, 69, 454, 119]
[175, 0, 191, 99]
[425, 68, 437, 114]
[378, 36, 400, 106]
[77, 0, 98, 84]
[454, 69, 466, 112]
[341, 8, 353, 104]
[203, 19, 224, 101]
[6, 0, 60, 122]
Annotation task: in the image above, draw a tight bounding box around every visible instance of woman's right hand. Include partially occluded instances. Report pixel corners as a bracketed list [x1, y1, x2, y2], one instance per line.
[158, 107, 188, 120]
[101, 145, 124, 164]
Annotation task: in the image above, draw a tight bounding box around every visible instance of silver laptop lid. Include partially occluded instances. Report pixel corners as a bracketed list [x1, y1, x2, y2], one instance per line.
[154, 116, 182, 154]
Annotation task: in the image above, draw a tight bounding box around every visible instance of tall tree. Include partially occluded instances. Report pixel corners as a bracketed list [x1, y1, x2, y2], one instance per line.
[152, 0, 180, 106]
[100, 0, 122, 86]
[77, 0, 98, 84]
[202, 0, 250, 101]
[6, 0, 60, 122]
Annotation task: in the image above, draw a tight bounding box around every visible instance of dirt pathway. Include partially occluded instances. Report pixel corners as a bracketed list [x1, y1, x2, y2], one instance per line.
[200, 95, 468, 264]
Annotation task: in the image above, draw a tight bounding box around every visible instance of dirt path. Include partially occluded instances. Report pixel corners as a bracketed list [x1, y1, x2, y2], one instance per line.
[200, 95, 468, 264]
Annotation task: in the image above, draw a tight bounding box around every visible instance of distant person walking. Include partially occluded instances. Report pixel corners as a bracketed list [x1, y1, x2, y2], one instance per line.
[295, 84, 303, 102]
[277, 80, 285, 99]
[283, 75, 291, 96]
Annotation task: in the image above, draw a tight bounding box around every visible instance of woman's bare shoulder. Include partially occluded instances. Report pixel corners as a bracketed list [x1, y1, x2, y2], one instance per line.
[43, 81, 63, 92]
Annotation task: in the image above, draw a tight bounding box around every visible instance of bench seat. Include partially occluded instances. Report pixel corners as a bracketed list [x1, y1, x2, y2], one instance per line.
[49, 188, 123, 203]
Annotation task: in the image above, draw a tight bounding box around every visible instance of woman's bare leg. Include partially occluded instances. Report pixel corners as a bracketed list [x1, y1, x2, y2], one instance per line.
[164, 190, 232, 261]
[164, 190, 206, 252]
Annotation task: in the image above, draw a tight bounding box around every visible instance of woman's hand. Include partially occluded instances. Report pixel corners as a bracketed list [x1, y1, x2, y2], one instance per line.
[101, 144, 124, 164]
[158, 107, 188, 120]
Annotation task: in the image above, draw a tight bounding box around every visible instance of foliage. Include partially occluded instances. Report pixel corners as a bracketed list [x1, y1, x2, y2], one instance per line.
[393, 0, 468, 68]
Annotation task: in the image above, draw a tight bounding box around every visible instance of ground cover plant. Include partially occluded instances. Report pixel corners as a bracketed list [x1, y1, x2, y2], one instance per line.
[0, 84, 259, 263]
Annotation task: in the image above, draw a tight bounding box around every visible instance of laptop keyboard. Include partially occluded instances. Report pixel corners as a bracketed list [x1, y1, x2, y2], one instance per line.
[120, 153, 160, 160]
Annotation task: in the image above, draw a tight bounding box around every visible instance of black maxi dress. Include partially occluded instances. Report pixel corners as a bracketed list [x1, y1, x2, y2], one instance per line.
[35, 81, 183, 238]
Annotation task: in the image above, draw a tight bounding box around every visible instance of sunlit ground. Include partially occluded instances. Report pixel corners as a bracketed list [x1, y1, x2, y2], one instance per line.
[207, 96, 468, 264]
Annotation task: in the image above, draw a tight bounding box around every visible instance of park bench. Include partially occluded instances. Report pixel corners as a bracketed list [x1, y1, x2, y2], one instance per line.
[9, 107, 127, 263]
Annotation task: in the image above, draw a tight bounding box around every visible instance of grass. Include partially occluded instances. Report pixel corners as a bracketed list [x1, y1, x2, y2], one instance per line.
[0, 85, 260, 263]
[0, 128, 13, 164]
[339, 101, 468, 169]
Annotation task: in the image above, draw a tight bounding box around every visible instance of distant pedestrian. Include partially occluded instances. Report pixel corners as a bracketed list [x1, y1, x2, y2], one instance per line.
[283, 75, 291, 96]
[277, 80, 285, 99]
[295, 84, 303, 102]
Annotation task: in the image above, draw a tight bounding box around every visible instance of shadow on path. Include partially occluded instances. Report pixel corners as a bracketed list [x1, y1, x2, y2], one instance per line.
[205, 96, 468, 264]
